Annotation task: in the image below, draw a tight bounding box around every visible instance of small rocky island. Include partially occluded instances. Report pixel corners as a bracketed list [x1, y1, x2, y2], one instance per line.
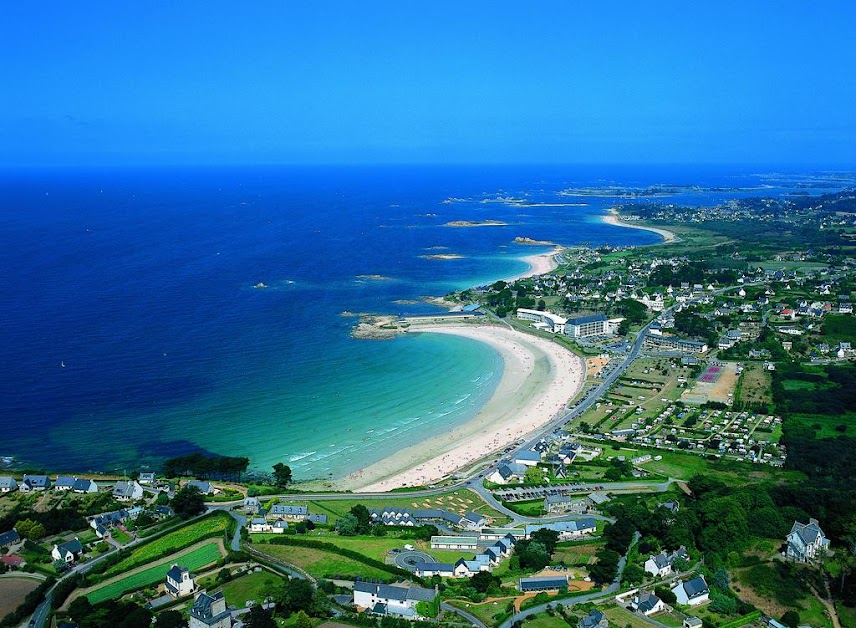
[443, 220, 507, 227]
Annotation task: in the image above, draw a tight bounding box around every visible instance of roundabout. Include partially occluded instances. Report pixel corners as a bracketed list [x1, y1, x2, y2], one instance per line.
[394, 550, 435, 572]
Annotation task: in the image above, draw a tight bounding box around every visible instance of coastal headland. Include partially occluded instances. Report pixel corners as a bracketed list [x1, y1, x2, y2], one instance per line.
[339, 322, 584, 492]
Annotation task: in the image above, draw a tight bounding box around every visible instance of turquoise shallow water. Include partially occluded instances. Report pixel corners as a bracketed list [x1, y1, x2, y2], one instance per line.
[6, 164, 820, 479]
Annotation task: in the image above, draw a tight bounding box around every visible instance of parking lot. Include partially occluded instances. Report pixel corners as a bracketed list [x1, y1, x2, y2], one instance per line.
[495, 483, 604, 503]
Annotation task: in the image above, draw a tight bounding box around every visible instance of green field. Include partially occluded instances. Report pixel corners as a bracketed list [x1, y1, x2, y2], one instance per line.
[106, 512, 230, 576]
[277, 533, 413, 561]
[502, 499, 543, 517]
[790, 413, 856, 438]
[87, 542, 223, 604]
[257, 543, 391, 580]
[214, 570, 283, 608]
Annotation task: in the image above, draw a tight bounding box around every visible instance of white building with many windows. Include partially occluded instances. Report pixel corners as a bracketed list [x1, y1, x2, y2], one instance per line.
[517, 308, 567, 333]
[565, 314, 609, 338]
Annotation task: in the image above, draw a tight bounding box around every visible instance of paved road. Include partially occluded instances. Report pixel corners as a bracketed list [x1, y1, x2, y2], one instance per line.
[442, 601, 487, 628]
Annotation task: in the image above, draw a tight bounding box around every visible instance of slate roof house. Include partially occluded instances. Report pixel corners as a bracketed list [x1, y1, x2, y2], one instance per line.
[20, 474, 51, 492]
[165, 564, 196, 598]
[187, 480, 214, 495]
[54, 476, 77, 491]
[353, 581, 437, 618]
[578, 609, 608, 628]
[630, 592, 665, 615]
[672, 576, 710, 606]
[189, 591, 232, 628]
[72, 478, 99, 494]
[51, 538, 84, 563]
[0, 476, 17, 493]
[786, 518, 830, 563]
[113, 480, 144, 502]
[267, 504, 308, 520]
[487, 462, 527, 485]
[0, 529, 21, 548]
[644, 546, 689, 578]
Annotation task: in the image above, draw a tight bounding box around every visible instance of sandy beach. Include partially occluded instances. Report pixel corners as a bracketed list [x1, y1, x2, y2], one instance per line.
[602, 208, 680, 243]
[339, 323, 584, 492]
[509, 245, 563, 281]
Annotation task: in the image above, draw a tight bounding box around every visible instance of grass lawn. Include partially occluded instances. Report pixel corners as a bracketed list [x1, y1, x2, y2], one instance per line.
[603, 605, 659, 628]
[87, 541, 223, 604]
[105, 512, 230, 576]
[502, 499, 543, 517]
[518, 613, 569, 628]
[214, 570, 283, 608]
[111, 528, 132, 544]
[446, 598, 515, 626]
[269, 533, 414, 562]
[257, 543, 391, 580]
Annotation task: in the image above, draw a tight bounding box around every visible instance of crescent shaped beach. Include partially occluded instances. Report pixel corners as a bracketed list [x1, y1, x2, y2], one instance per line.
[339, 323, 584, 492]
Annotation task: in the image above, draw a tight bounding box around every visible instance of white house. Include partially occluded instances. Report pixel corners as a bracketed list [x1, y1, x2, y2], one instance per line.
[672, 576, 710, 606]
[72, 478, 99, 494]
[487, 462, 527, 485]
[0, 476, 17, 493]
[113, 480, 144, 502]
[54, 476, 77, 491]
[51, 538, 84, 564]
[139, 472, 157, 485]
[644, 546, 689, 578]
[248, 518, 288, 534]
[353, 582, 437, 618]
[20, 474, 51, 492]
[786, 518, 830, 562]
[630, 592, 666, 615]
[414, 562, 455, 578]
[267, 504, 308, 520]
[525, 518, 596, 540]
[165, 564, 196, 598]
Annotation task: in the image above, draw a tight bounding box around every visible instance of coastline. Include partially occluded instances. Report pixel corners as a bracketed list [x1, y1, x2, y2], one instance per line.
[508, 245, 563, 281]
[602, 208, 680, 243]
[338, 323, 584, 492]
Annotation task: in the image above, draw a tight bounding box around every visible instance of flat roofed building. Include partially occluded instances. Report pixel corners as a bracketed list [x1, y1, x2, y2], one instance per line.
[565, 314, 609, 338]
[517, 308, 567, 333]
[518, 576, 569, 592]
[430, 535, 480, 550]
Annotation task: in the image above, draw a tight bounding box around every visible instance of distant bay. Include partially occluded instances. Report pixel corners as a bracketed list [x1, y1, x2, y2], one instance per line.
[0, 165, 830, 480]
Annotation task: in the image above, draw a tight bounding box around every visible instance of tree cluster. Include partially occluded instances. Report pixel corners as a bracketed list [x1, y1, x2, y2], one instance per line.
[162, 453, 249, 480]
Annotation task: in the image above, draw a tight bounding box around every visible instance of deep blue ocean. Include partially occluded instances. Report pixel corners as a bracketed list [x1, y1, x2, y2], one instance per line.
[0, 165, 846, 480]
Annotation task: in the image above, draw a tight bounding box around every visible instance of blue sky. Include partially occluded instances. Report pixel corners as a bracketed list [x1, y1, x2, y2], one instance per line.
[2, 2, 855, 166]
